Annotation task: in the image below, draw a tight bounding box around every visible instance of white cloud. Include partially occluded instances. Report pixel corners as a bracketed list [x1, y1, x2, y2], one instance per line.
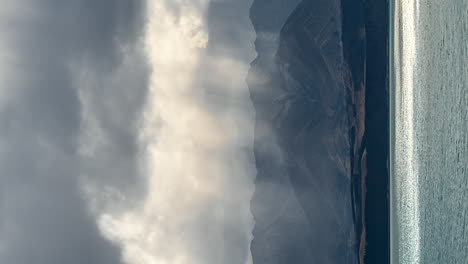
[89, 1, 257, 264]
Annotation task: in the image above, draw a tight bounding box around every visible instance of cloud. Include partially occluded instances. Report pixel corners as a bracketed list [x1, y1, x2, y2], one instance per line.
[0, 1, 148, 263]
[91, 1, 257, 264]
[1, 1, 258, 263]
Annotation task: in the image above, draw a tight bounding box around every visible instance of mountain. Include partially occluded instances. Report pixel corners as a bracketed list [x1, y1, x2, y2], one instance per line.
[248, 0, 369, 263]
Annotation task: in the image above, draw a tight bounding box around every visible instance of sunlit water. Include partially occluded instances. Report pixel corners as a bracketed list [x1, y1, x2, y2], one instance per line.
[391, 0, 468, 263]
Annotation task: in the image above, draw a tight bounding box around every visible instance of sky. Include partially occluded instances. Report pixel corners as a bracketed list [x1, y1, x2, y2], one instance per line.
[0, 1, 257, 263]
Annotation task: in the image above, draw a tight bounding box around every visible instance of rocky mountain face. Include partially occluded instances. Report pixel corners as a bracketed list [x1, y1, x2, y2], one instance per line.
[248, 0, 369, 263]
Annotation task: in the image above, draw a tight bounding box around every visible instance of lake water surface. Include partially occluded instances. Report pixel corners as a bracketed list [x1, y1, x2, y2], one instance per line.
[391, 0, 468, 263]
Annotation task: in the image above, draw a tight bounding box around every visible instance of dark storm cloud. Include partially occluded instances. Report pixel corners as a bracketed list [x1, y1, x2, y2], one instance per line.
[0, 1, 149, 263]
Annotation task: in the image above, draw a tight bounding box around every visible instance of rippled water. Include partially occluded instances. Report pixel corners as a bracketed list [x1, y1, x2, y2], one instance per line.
[391, 0, 468, 263]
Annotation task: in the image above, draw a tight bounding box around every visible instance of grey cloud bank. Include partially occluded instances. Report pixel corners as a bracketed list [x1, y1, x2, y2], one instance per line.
[0, 1, 148, 263]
